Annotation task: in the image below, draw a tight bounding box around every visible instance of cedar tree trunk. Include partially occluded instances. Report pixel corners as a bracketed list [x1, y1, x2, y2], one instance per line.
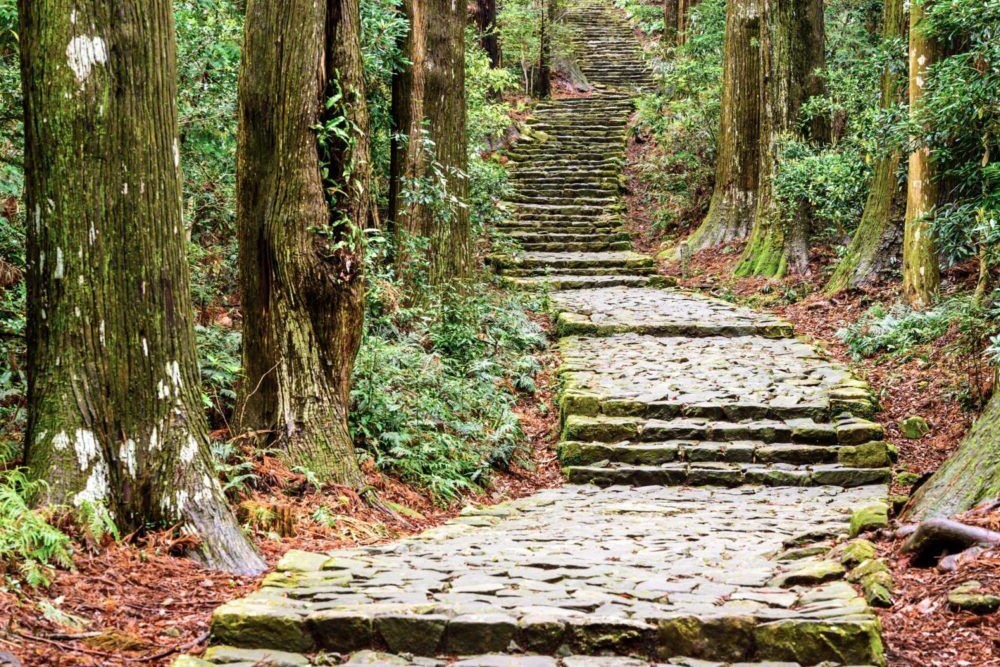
[664, 0, 680, 49]
[475, 0, 502, 68]
[236, 0, 371, 487]
[902, 0, 940, 309]
[19, 0, 264, 573]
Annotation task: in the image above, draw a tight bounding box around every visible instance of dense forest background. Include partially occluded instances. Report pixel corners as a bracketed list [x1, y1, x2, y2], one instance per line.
[0, 0, 998, 662]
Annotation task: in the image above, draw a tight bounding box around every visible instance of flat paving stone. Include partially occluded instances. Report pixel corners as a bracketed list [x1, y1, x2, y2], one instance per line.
[551, 288, 793, 338]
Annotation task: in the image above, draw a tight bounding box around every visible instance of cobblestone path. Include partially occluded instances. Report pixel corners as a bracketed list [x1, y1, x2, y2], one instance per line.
[182, 2, 889, 666]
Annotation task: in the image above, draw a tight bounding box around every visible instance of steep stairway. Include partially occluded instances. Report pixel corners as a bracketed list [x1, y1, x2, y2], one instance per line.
[181, 2, 889, 666]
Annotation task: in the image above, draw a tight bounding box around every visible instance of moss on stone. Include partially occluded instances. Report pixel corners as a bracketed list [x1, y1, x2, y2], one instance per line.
[849, 504, 889, 537]
[838, 441, 892, 468]
[754, 618, 886, 666]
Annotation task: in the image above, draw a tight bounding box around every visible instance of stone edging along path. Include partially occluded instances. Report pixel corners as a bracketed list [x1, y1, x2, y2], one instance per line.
[178, 2, 891, 665]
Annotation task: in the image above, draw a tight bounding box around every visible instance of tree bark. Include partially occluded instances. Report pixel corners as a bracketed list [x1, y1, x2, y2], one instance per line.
[390, 0, 471, 283]
[535, 0, 554, 98]
[678, 0, 702, 45]
[19, 0, 264, 573]
[734, 0, 824, 278]
[474, 0, 502, 68]
[908, 392, 1000, 521]
[686, 0, 761, 253]
[902, 0, 940, 309]
[236, 0, 370, 487]
[825, 0, 906, 294]
[664, 0, 680, 49]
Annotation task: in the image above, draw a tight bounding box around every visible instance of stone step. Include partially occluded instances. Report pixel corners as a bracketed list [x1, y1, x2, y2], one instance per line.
[502, 266, 657, 278]
[561, 415, 883, 447]
[493, 251, 653, 271]
[559, 439, 892, 469]
[564, 461, 891, 488]
[503, 274, 658, 291]
[516, 240, 633, 253]
[505, 231, 629, 243]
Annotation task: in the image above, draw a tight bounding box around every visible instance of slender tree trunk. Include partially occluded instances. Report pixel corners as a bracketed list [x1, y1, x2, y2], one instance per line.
[475, 0, 502, 68]
[390, 0, 470, 283]
[734, 0, 824, 278]
[902, 0, 940, 309]
[825, 0, 906, 294]
[664, 0, 680, 49]
[19, 0, 264, 574]
[908, 390, 1000, 520]
[686, 0, 761, 253]
[678, 0, 702, 45]
[388, 0, 428, 239]
[237, 0, 370, 487]
[535, 0, 554, 98]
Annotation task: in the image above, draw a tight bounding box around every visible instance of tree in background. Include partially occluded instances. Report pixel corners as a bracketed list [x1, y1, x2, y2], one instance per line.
[390, 0, 471, 283]
[685, 0, 761, 253]
[236, 0, 371, 486]
[902, 0, 941, 308]
[825, 0, 907, 294]
[678, 0, 702, 44]
[474, 0, 502, 68]
[19, 0, 264, 573]
[534, 0, 556, 98]
[663, 0, 679, 48]
[735, 0, 824, 277]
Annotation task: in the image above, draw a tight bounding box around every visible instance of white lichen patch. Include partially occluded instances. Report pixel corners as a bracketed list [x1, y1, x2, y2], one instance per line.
[66, 35, 108, 84]
[180, 434, 199, 463]
[168, 360, 183, 388]
[157, 379, 170, 400]
[54, 247, 64, 280]
[73, 428, 100, 471]
[120, 438, 137, 478]
[74, 458, 109, 507]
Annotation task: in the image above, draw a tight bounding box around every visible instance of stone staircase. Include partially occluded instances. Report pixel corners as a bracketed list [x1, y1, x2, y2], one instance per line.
[179, 2, 890, 666]
[565, 0, 657, 91]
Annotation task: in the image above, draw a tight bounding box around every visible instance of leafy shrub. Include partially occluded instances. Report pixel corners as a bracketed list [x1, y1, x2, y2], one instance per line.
[0, 471, 73, 587]
[195, 324, 243, 426]
[840, 299, 970, 359]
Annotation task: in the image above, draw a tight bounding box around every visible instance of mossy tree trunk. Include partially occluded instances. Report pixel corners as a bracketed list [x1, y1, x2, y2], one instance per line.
[236, 0, 371, 487]
[474, 0, 502, 68]
[686, 0, 761, 253]
[19, 0, 264, 574]
[902, 0, 940, 309]
[663, 0, 679, 49]
[734, 0, 824, 278]
[909, 391, 1000, 520]
[825, 0, 906, 294]
[678, 0, 701, 44]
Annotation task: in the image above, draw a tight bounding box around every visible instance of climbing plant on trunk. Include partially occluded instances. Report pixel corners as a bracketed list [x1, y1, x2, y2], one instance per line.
[686, 0, 761, 253]
[390, 0, 471, 283]
[734, 0, 825, 278]
[902, 0, 941, 309]
[825, 0, 907, 294]
[19, 0, 264, 574]
[236, 0, 371, 487]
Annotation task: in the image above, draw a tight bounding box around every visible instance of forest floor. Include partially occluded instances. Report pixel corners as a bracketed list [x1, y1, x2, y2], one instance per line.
[0, 311, 563, 666]
[624, 134, 1000, 667]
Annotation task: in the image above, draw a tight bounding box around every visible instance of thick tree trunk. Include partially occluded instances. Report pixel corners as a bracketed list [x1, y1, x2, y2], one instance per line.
[237, 0, 369, 487]
[535, 0, 554, 98]
[390, 0, 470, 283]
[902, 0, 940, 309]
[475, 0, 502, 68]
[908, 391, 1000, 520]
[825, 0, 906, 294]
[686, 0, 761, 252]
[19, 0, 264, 574]
[734, 0, 824, 278]
[663, 0, 680, 49]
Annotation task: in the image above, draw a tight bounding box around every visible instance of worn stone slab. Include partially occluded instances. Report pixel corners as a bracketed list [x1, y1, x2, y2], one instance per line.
[551, 288, 794, 338]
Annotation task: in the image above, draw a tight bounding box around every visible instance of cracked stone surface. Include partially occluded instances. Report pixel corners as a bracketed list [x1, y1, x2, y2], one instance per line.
[552, 288, 794, 337]
[559, 334, 857, 420]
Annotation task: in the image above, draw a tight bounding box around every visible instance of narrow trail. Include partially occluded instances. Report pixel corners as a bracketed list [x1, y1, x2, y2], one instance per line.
[184, 2, 890, 666]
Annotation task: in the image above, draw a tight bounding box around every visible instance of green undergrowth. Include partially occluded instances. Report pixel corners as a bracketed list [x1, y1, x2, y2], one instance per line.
[354, 274, 548, 502]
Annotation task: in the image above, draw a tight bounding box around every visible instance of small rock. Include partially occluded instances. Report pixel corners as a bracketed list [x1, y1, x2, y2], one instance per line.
[947, 581, 1000, 614]
[771, 560, 846, 588]
[849, 503, 889, 537]
[838, 539, 877, 568]
[847, 558, 891, 583]
[900, 415, 930, 439]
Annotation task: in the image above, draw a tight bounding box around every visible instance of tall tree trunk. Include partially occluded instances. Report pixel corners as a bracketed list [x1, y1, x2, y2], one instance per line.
[475, 0, 502, 68]
[388, 0, 428, 239]
[686, 0, 761, 253]
[535, 0, 554, 98]
[908, 390, 1000, 520]
[19, 0, 264, 574]
[237, 0, 370, 487]
[734, 0, 824, 278]
[664, 0, 680, 49]
[390, 0, 471, 283]
[825, 0, 906, 294]
[678, 0, 702, 45]
[902, 0, 940, 309]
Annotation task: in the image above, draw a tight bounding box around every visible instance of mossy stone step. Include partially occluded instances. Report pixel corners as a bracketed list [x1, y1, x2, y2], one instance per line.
[559, 439, 892, 468]
[504, 274, 658, 290]
[564, 462, 891, 489]
[516, 241, 633, 253]
[494, 251, 652, 270]
[502, 266, 656, 278]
